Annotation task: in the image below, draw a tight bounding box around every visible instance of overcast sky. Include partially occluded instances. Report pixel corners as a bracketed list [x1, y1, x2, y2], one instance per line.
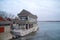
[0, 0, 60, 21]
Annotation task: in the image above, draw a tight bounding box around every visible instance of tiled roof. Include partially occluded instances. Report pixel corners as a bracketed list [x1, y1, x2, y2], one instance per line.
[0, 16, 5, 21]
[18, 9, 37, 19]
[0, 17, 12, 26]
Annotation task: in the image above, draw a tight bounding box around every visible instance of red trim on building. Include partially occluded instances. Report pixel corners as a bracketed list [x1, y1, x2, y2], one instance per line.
[0, 16, 5, 21]
[0, 27, 4, 33]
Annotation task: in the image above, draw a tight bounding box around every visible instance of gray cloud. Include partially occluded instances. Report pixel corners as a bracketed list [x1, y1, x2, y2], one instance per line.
[0, 0, 60, 21]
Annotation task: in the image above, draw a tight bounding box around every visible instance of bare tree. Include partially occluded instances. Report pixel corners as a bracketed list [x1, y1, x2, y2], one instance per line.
[0, 11, 15, 18]
[0, 11, 7, 18]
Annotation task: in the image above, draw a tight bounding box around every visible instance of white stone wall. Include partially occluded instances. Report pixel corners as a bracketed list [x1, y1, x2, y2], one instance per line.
[5, 26, 11, 33]
[0, 26, 12, 40]
[33, 24, 38, 27]
[28, 16, 37, 22]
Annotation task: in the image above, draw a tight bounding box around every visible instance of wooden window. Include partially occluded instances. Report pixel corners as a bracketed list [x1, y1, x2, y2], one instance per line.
[20, 16, 28, 20]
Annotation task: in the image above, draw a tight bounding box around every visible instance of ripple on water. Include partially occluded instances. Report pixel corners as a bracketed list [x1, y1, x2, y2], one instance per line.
[10, 22, 60, 40]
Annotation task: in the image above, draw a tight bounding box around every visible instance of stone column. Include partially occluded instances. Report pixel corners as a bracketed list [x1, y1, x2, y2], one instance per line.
[23, 24, 26, 30]
[24, 24, 26, 30]
[28, 24, 29, 29]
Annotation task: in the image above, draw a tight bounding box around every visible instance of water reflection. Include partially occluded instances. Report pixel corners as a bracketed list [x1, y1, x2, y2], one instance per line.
[11, 32, 37, 40]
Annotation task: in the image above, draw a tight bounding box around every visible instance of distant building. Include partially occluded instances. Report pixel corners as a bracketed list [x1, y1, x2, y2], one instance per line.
[0, 16, 12, 40]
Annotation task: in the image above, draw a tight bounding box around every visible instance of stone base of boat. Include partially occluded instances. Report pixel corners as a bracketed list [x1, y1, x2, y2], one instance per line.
[0, 32, 12, 40]
[11, 26, 38, 38]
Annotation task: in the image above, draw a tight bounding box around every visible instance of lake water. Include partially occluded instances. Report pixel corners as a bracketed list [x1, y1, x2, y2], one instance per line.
[11, 22, 60, 40]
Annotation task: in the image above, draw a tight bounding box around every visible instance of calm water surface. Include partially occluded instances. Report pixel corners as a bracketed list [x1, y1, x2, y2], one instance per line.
[11, 22, 60, 40]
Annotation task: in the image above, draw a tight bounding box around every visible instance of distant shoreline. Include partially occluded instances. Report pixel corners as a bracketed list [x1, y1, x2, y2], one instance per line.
[38, 21, 60, 22]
